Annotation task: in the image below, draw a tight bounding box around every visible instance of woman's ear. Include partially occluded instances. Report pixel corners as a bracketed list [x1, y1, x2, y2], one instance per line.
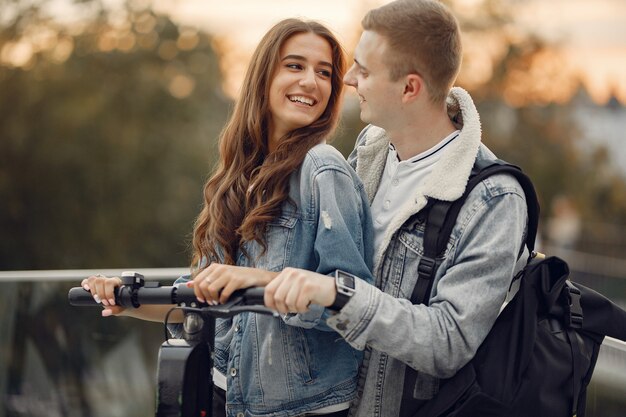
[402, 73, 423, 104]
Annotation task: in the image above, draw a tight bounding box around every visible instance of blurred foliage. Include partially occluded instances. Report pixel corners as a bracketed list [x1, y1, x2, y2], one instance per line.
[1, 280, 163, 416]
[2, 0, 626, 270]
[472, 37, 626, 256]
[2, 1, 626, 416]
[0, 0, 231, 270]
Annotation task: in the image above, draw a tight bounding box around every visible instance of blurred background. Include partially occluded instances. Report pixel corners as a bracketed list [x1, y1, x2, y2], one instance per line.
[1, 0, 626, 415]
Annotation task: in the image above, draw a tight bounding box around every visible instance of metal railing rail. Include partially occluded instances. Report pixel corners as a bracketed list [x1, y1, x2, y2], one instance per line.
[541, 244, 626, 280]
[0, 267, 189, 282]
[2, 267, 624, 416]
[1, 267, 626, 352]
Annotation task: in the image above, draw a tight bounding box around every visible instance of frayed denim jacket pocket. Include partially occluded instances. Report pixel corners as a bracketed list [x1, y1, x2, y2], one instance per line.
[239, 214, 298, 271]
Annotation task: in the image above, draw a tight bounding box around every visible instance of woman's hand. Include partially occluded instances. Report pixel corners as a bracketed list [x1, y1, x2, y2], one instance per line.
[189, 264, 277, 305]
[81, 274, 126, 317]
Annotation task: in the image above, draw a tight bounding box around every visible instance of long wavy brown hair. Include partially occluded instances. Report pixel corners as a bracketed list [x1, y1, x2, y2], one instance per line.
[191, 18, 346, 269]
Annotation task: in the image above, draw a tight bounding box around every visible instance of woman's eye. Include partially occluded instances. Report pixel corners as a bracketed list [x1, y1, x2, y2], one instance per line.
[286, 63, 302, 70]
[318, 70, 331, 77]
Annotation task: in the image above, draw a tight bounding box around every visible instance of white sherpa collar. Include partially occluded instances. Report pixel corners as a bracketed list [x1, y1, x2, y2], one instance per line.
[422, 86, 482, 201]
[354, 87, 483, 272]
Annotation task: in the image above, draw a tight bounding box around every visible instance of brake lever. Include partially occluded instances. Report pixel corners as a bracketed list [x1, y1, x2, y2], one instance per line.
[197, 296, 277, 318]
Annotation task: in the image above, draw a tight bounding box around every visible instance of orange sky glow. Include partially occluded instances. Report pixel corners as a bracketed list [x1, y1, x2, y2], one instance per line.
[4, 0, 624, 105]
[516, 0, 626, 104]
[150, 0, 626, 105]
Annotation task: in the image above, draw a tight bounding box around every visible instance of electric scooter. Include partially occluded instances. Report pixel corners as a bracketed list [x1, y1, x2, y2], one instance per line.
[68, 271, 273, 417]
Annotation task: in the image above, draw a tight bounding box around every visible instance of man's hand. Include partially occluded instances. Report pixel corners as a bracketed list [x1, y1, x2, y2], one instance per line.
[264, 268, 336, 314]
[189, 264, 277, 304]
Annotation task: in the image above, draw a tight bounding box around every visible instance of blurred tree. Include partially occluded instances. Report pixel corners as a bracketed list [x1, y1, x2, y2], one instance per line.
[2, 0, 626, 263]
[1, 1, 626, 416]
[1, 2, 230, 415]
[0, 0, 231, 270]
[474, 35, 626, 256]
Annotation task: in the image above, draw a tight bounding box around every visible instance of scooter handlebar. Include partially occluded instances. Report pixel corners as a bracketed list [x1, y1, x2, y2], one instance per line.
[68, 284, 267, 311]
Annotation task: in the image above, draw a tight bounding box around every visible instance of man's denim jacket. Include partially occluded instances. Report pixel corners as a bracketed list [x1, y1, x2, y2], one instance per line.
[174, 143, 374, 417]
[326, 88, 529, 417]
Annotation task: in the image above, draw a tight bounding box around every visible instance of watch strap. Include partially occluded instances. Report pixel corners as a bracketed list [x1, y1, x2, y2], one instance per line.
[329, 291, 351, 311]
[328, 270, 356, 311]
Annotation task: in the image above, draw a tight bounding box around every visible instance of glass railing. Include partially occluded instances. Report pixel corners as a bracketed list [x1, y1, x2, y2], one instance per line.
[1, 267, 625, 417]
[0, 268, 186, 417]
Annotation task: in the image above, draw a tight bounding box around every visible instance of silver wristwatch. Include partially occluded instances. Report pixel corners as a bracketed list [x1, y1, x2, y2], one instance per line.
[329, 269, 356, 311]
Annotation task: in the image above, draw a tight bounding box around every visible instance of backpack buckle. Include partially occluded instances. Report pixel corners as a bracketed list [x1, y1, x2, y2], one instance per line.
[418, 257, 437, 280]
[565, 281, 583, 329]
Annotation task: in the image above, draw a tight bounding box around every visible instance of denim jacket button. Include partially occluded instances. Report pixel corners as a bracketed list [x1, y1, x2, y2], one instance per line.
[234, 324, 241, 333]
[230, 367, 237, 377]
[237, 413, 244, 417]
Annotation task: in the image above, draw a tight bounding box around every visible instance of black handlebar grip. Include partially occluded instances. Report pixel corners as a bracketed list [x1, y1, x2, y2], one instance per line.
[172, 285, 199, 305]
[68, 285, 266, 307]
[173, 286, 266, 306]
[68, 287, 118, 306]
[242, 287, 265, 305]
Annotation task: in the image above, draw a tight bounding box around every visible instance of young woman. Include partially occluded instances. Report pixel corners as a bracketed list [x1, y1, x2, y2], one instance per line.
[83, 18, 373, 417]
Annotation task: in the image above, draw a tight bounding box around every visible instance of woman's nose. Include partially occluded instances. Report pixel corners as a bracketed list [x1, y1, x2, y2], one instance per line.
[299, 69, 316, 90]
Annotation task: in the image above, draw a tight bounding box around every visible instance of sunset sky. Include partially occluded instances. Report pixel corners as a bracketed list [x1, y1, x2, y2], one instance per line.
[517, 0, 626, 104]
[152, 0, 626, 104]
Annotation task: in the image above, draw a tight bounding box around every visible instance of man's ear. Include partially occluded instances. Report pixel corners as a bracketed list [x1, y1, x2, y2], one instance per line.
[402, 73, 423, 103]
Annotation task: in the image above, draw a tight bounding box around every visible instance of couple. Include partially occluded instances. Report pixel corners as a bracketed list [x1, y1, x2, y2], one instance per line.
[83, 0, 528, 416]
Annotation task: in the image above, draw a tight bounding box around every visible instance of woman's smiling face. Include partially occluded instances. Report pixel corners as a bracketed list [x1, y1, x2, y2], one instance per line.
[267, 32, 333, 151]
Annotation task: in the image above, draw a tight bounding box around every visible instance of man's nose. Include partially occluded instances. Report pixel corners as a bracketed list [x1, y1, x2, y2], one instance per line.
[343, 64, 357, 87]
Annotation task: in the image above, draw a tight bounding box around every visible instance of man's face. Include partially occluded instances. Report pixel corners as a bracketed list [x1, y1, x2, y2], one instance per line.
[343, 30, 404, 129]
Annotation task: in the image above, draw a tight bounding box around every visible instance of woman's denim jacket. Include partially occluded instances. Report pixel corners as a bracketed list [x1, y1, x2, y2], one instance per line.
[174, 143, 374, 417]
[326, 88, 529, 416]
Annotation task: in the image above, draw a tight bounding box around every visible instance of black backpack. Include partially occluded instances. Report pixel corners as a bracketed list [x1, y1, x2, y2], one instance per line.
[399, 159, 626, 417]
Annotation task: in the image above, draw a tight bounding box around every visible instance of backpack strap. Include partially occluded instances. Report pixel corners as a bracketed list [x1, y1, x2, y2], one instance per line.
[470, 159, 540, 253]
[409, 159, 540, 306]
[400, 159, 540, 415]
[410, 200, 456, 308]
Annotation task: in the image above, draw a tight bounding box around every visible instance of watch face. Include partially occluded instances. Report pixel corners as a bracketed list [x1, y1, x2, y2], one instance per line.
[337, 271, 356, 289]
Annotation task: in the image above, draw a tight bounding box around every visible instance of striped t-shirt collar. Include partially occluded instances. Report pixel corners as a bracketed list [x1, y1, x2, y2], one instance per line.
[388, 130, 461, 164]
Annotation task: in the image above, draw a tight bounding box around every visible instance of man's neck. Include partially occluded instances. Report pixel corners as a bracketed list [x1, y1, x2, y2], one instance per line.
[385, 107, 458, 161]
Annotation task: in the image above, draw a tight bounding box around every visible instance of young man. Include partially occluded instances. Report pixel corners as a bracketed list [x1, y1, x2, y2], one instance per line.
[264, 0, 529, 415]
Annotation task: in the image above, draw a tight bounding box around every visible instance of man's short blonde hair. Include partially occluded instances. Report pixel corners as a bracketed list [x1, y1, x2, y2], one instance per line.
[362, 0, 462, 105]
